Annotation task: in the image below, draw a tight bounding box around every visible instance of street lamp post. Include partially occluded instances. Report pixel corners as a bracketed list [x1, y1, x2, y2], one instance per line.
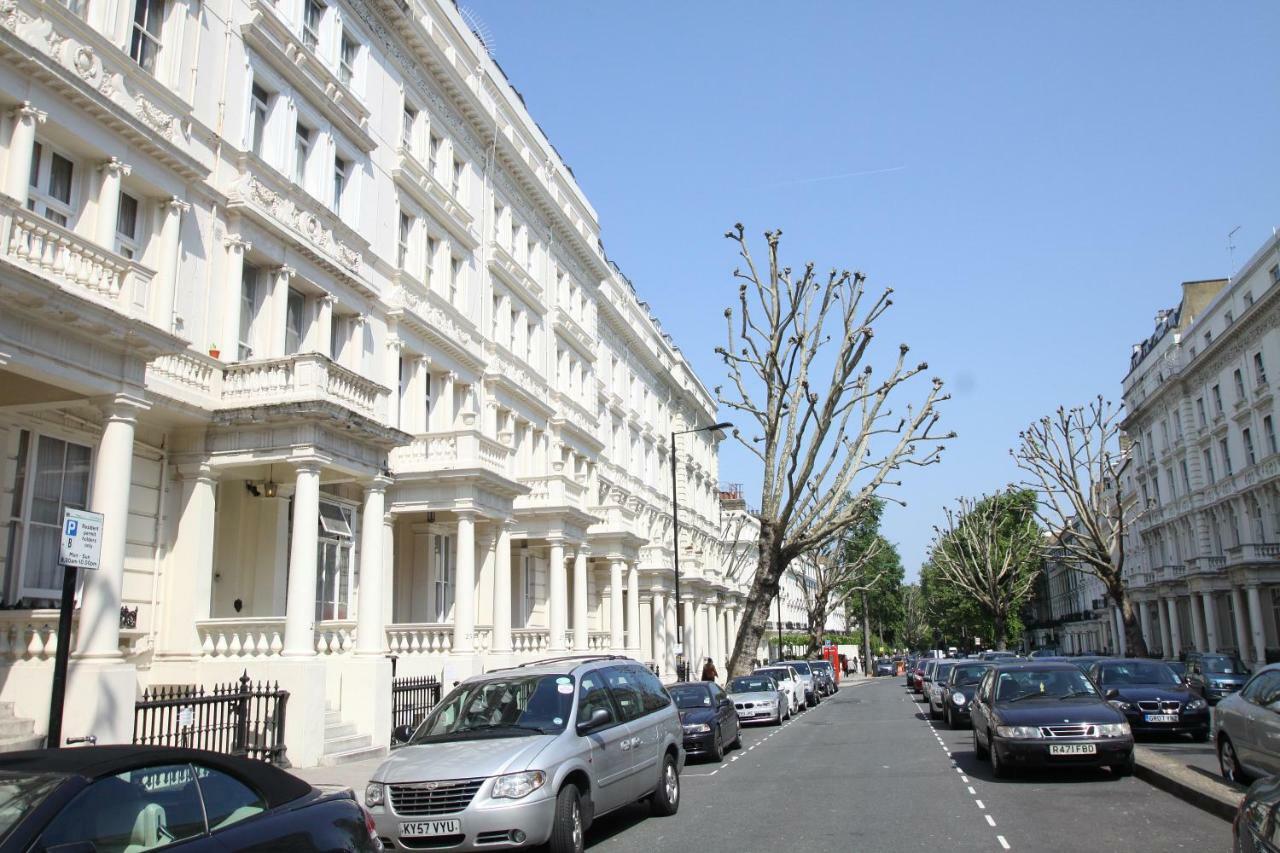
[671, 421, 732, 682]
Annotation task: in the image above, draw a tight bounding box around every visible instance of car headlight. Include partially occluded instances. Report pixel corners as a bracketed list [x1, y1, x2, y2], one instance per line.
[995, 726, 1042, 739]
[1096, 722, 1131, 737]
[492, 770, 547, 800]
[683, 723, 711, 734]
[951, 691, 966, 706]
[364, 782, 384, 808]
[1109, 700, 1134, 712]
[1186, 698, 1208, 711]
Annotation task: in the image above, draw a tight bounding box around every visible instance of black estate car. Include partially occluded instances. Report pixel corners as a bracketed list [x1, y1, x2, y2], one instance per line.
[969, 662, 1135, 778]
[0, 746, 379, 852]
[669, 681, 742, 762]
[1088, 658, 1210, 740]
[944, 661, 993, 729]
[1185, 652, 1251, 704]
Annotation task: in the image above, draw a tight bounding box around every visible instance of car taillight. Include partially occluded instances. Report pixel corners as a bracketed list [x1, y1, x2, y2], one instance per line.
[362, 805, 379, 845]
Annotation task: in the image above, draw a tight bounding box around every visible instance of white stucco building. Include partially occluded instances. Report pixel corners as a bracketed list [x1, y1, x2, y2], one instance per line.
[1122, 232, 1280, 667]
[0, 0, 751, 765]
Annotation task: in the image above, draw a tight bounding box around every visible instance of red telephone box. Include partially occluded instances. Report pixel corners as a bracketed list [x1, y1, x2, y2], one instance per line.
[822, 645, 840, 683]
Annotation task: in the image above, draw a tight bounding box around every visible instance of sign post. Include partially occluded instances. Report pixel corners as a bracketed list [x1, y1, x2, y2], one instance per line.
[47, 508, 103, 748]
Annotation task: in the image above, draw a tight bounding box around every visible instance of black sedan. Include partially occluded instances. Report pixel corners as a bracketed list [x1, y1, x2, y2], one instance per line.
[0, 746, 379, 852]
[943, 661, 993, 729]
[1088, 658, 1210, 741]
[669, 681, 741, 762]
[969, 662, 1135, 779]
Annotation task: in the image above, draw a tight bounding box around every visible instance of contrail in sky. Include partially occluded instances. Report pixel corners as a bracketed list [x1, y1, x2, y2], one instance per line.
[761, 164, 908, 188]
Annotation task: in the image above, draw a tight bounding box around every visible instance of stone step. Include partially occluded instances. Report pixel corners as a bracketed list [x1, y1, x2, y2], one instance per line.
[0, 717, 34, 739]
[317, 742, 386, 767]
[0, 702, 16, 718]
[324, 710, 341, 725]
[0, 733, 43, 753]
[324, 722, 357, 740]
[323, 733, 372, 754]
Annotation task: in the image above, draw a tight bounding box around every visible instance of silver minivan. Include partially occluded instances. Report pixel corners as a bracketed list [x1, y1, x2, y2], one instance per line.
[366, 656, 684, 852]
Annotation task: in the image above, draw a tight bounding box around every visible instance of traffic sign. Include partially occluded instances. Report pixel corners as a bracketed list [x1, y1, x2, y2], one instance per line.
[59, 508, 103, 570]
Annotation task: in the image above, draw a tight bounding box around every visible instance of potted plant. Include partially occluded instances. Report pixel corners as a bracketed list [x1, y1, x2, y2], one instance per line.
[208, 343, 221, 358]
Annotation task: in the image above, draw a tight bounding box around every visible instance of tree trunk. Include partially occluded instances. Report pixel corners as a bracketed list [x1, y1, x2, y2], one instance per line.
[1112, 583, 1149, 658]
[993, 613, 1008, 651]
[727, 529, 785, 678]
[806, 595, 829, 657]
[861, 591, 872, 676]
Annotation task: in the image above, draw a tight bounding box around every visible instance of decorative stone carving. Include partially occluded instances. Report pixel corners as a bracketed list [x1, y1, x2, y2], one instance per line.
[135, 96, 178, 141]
[241, 175, 362, 272]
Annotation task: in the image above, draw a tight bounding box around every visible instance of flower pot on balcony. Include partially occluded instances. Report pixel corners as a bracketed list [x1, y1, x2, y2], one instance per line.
[208, 348, 221, 359]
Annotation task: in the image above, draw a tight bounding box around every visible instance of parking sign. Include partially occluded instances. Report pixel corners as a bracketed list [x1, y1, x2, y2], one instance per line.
[59, 508, 104, 570]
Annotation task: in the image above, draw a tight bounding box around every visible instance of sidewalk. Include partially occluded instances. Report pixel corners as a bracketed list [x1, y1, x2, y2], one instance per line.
[294, 755, 386, 793]
[1133, 743, 1245, 822]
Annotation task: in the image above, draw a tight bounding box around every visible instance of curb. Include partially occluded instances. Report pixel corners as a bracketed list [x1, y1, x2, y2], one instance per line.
[1133, 747, 1242, 823]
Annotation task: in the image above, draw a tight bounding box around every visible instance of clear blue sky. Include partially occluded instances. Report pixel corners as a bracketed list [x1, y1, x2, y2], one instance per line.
[468, 1, 1280, 579]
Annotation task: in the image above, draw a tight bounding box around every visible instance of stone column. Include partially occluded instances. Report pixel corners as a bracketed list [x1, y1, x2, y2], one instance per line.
[76, 398, 143, 659]
[666, 595, 678, 676]
[491, 522, 513, 653]
[158, 462, 217, 659]
[1189, 591, 1207, 651]
[573, 547, 589, 651]
[355, 476, 390, 655]
[314, 294, 335, 358]
[221, 235, 251, 361]
[153, 196, 190, 332]
[547, 540, 567, 651]
[5, 102, 45, 205]
[1231, 586, 1251, 659]
[708, 600, 721, 668]
[452, 511, 476, 653]
[1138, 601, 1153, 655]
[1201, 592, 1220, 654]
[652, 590, 667, 676]
[1247, 584, 1267, 669]
[626, 562, 641, 651]
[609, 558, 625, 652]
[268, 266, 295, 357]
[282, 461, 322, 656]
[1156, 596, 1172, 658]
[94, 157, 130, 248]
[1166, 596, 1184, 658]
[682, 597, 696, 673]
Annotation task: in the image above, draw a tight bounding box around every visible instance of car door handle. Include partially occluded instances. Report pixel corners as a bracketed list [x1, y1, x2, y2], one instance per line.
[629, 736, 642, 748]
[620, 740, 631, 751]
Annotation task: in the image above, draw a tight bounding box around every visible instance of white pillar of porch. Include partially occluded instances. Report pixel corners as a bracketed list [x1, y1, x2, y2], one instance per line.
[1156, 597, 1172, 658]
[666, 595, 678, 676]
[652, 590, 667, 674]
[573, 547, 589, 651]
[1166, 596, 1183, 657]
[626, 561, 640, 652]
[682, 597, 696, 674]
[158, 462, 217, 658]
[1189, 592, 1207, 652]
[452, 511, 476, 653]
[708, 600, 721, 669]
[1138, 601, 1153, 656]
[5, 102, 44, 205]
[153, 196, 189, 332]
[609, 559, 625, 652]
[1231, 586, 1251, 659]
[1247, 584, 1267, 669]
[491, 522, 513, 653]
[1201, 592, 1220, 654]
[76, 397, 143, 659]
[282, 461, 322, 656]
[547, 540, 567, 651]
[355, 476, 390, 655]
[94, 158, 130, 248]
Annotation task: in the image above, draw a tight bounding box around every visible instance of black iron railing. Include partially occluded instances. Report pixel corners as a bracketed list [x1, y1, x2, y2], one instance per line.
[133, 671, 289, 766]
[392, 675, 441, 736]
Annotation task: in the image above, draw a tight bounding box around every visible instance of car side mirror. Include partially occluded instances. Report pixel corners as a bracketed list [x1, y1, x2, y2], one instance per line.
[392, 724, 416, 745]
[578, 707, 611, 734]
[1105, 688, 1120, 700]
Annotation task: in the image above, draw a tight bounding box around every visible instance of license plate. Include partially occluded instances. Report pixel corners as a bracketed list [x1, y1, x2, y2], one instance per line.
[1144, 714, 1178, 723]
[1048, 743, 1096, 755]
[400, 820, 461, 837]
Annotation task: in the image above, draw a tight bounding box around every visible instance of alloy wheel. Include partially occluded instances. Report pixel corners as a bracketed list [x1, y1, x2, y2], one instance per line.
[664, 761, 679, 806]
[571, 799, 583, 852]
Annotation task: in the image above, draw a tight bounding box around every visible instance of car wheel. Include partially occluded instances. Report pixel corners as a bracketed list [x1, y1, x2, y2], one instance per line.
[774, 709, 783, 726]
[1112, 752, 1135, 778]
[989, 739, 1008, 779]
[973, 726, 989, 760]
[709, 726, 725, 762]
[946, 707, 956, 729]
[1220, 735, 1249, 785]
[649, 753, 680, 817]
[549, 783, 585, 853]
[729, 724, 741, 750]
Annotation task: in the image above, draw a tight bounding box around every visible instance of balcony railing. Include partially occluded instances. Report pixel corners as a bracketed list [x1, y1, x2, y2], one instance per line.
[390, 429, 515, 479]
[516, 474, 587, 510]
[1225, 543, 1280, 564]
[197, 618, 286, 658]
[221, 353, 385, 420]
[1, 197, 156, 322]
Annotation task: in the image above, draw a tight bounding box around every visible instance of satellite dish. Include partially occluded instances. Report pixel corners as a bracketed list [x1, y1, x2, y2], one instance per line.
[459, 5, 495, 57]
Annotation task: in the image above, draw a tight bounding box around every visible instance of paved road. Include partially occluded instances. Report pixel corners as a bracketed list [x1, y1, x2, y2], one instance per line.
[587, 678, 1231, 852]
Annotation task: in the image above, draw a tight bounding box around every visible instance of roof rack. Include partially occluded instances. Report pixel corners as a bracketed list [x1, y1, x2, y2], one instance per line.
[512, 654, 631, 669]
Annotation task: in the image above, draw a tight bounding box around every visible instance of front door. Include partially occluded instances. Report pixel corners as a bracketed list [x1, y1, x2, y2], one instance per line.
[576, 670, 634, 815]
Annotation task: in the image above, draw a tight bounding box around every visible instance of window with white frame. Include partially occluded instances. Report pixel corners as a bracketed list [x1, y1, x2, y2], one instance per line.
[397, 210, 412, 269]
[284, 287, 305, 354]
[1235, 369, 1247, 403]
[1196, 397, 1207, 427]
[302, 0, 324, 52]
[401, 103, 417, 152]
[427, 131, 440, 176]
[1245, 428, 1257, 466]
[1212, 384, 1224, 416]
[248, 83, 272, 159]
[450, 156, 463, 198]
[433, 534, 453, 622]
[27, 142, 76, 226]
[425, 235, 437, 286]
[449, 254, 461, 304]
[115, 192, 140, 259]
[293, 122, 313, 188]
[129, 0, 166, 74]
[332, 154, 349, 216]
[238, 264, 260, 360]
[1203, 449, 1215, 483]
[3, 430, 92, 604]
[314, 501, 354, 621]
[339, 30, 358, 87]
[1220, 438, 1233, 477]
[1255, 352, 1268, 387]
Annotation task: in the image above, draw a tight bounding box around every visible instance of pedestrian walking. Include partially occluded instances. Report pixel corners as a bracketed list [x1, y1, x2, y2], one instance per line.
[700, 657, 718, 682]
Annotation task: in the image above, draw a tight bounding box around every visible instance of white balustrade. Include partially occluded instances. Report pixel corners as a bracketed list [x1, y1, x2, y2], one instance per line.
[222, 353, 384, 418]
[0, 611, 65, 660]
[315, 620, 356, 654]
[196, 618, 286, 658]
[386, 623, 454, 655]
[391, 430, 514, 478]
[511, 628, 550, 654]
[588, 632, 610, 652]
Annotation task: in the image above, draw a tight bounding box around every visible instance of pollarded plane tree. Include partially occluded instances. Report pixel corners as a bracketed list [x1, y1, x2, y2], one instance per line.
[791, 507, 886, 656]
[716, 225, 953, 678]
[1012, 397, 1148, 657]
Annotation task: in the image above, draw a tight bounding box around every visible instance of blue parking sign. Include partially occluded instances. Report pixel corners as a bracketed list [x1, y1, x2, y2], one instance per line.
[65, 519, 77, 537]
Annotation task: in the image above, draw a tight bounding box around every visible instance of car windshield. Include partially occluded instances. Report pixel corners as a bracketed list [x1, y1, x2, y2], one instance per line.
[756, 668, 790, 683]
[787, 662, 812, 675]
[933, 663, 955, 683]
[812, 662, 832, 673]
[1099, 662, 1180, 685]
[995, 669, 1099, 703]
[408, 674, 573, 742]
[951, 664, 990, 686]
[1203, 655, 1248, 675]
[669, 684, 712, 709]
[0, 771, 64, 838]
[730, 677, 774, 693]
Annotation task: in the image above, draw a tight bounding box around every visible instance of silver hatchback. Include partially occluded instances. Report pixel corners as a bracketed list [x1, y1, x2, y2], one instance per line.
[366, 656, 684, 852]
